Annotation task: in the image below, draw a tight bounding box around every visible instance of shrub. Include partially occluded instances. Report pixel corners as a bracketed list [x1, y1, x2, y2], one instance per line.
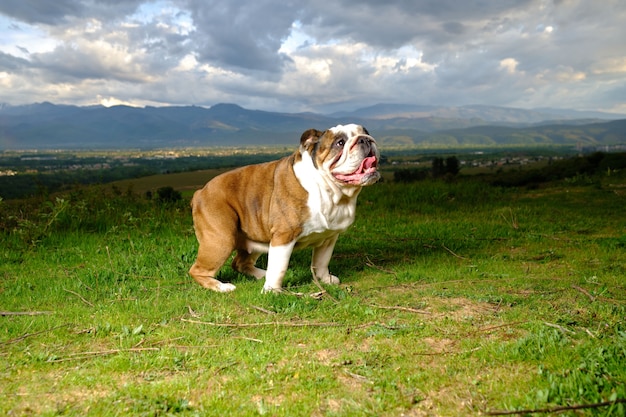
[156, 186, 182, 203]
[394, 168, 429, 183]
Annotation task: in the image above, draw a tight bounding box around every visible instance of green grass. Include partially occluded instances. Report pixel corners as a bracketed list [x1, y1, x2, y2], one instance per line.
[1, 172, 625, 416]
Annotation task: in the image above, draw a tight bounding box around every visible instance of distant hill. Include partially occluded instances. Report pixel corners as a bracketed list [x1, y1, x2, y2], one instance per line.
[331, 103, 624, 124]
[0, 102, 625, 149]
[408, 119, 626, 147]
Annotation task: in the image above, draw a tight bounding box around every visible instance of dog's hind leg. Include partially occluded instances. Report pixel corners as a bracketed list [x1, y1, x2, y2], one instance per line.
[189, 192, 238, 292]
[232, 249, 266, 279]
[189, 238, 236, 292]
[189, 260, 235, 293]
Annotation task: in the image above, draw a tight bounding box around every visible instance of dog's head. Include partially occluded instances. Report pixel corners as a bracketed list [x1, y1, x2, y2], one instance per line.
[300, 124, 380, 187]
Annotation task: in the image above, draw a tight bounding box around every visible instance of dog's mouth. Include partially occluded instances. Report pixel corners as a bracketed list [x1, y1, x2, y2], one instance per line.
[333, 155, 379, 185]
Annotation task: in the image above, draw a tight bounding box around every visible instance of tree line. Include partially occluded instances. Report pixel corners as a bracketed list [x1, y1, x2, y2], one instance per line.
[394, 156, 460, 182]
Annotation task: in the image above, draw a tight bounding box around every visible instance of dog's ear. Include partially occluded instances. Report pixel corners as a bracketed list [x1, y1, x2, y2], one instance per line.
[299, 129, 323, 151]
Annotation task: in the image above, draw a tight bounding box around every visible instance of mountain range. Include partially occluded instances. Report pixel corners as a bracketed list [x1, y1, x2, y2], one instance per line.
[1, 102, 625, 149]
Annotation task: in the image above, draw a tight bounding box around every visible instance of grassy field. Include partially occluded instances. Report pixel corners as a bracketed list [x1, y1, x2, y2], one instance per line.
[1, 166, 625, 416]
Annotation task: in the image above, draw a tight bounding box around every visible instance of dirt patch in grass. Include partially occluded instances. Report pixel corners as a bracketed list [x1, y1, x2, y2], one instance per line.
[368, 291, 503, 322]
[6, 370, 112, 416]
[430, 297, 500, 320]
[251, 393, 286, 409]
[421, 337, 456, 353]
[314, 348, 339, 365]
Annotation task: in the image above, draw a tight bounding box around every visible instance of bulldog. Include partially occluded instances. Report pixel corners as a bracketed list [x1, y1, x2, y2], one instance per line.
[189, 124, 380, 293]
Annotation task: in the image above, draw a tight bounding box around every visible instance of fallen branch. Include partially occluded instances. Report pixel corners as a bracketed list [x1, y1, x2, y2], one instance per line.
[165, 344, 219, 350]
[47, 347, 160, 363]
[484, 398, 626, 415]
[351, 322, 402, 330]
[182, 318, 397, 334]
[264, 287, 330, 300]
[181, 318, 344, 328]
[0, 311, 53, 316]
[369, 304, 432, 315]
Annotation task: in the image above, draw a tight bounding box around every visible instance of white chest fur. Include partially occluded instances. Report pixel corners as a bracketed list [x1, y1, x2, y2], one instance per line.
[293, 151, 360, 240]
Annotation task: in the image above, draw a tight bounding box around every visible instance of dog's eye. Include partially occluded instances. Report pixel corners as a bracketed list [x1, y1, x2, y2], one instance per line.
[335, 139, 345, 148]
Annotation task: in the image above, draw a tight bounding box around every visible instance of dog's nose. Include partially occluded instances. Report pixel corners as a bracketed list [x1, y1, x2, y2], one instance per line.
[356, 136, 372, 152]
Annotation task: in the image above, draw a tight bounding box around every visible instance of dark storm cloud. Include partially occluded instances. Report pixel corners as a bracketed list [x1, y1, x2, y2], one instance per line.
[0, 0, 83, 25]
[0, 50, 31, 71]
[0, 0, 145, 25]
[298, 0, 535, 47]
[183, 0, 299, 73]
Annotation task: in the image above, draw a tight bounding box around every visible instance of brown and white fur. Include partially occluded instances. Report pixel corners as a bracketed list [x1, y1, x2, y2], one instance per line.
[189, 124, 380, 292]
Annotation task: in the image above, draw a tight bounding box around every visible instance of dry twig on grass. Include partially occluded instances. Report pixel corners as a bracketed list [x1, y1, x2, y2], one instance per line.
[312, 277, 339, 303]
[250, 305, 276, 315]
[472, 321, 528, 335]
[369, 304, 432, 315]
[365, 256, 398, 277]
[543, 321, 575, 335]
[441, 244, 469, 260]
[1, 324, 71, 345]
[571, 285, 595, 302]
[63, 288, 94, 307]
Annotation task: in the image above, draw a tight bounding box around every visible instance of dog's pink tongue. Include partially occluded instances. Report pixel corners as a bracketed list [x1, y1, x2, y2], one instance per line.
[335, 156, 378, 183]
[362, 155, 377, 170]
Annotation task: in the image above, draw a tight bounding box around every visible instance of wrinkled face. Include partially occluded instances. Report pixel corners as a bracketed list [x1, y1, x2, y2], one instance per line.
[301, 124, 380, 187]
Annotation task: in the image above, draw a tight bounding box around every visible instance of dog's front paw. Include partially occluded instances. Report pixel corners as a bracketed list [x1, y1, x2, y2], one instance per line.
[262, 284, 283, 294]
[320, 275, 340, 285]
[217, 282, 237, 293]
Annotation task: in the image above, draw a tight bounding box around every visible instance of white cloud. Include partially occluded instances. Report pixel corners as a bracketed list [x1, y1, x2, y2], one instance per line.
[289, 54, 332, 84]
[500, 58, 519, 74]
[174, 53, 198, 72]
[98, 96, 138, 107]
[536, 66, 586, 83]
[592, 58, 626, 75]
[350, 44, 437, 81]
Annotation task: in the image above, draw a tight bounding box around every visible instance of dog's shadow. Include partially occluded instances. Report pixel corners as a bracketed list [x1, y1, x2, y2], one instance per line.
[213, 252, 315, 289]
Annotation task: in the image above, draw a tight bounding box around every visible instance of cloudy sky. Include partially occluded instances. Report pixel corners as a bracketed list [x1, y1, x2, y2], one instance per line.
[1, 0, 625, 113]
